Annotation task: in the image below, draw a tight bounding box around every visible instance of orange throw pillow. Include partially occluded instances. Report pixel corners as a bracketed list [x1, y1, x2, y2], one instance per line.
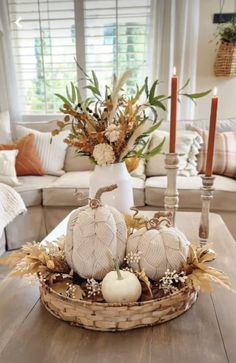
[0, 134, 45, 176]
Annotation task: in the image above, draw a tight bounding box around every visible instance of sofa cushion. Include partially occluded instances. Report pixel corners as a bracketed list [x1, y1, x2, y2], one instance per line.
[145, 175, 236, 212]
[64, 146, 94, 172]
[15, 175, 58, 207]
[43, 171, 145, 207]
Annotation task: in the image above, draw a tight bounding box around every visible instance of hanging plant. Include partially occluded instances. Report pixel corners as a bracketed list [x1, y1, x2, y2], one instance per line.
[214, 19, 236, 76]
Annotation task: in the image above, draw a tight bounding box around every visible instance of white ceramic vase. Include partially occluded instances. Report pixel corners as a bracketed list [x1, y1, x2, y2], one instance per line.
[89, 162, 134, 213]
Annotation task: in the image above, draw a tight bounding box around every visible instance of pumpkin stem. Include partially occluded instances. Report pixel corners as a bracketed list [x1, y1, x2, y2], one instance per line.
[95, 184, 118, 201]
[146, 212, 171, 230]
[113, 258, 123, 280]
[89, 184, 118, 209]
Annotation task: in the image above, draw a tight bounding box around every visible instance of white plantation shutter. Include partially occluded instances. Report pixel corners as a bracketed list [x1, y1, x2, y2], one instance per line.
[84, 0, 151, 95]
[8, 0, 76, 115]
[7, 0, 150, 116]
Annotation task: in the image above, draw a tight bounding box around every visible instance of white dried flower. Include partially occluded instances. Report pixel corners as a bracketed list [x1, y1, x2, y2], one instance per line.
[86, 278, 102, 297]
[93, 143, 115, 165]
[159, 269, 187, 295]
[122, 266, 134, 273]
[66, 283, 77, 299]
[124, 250, 142, 265]
[105, 124, 121, 142]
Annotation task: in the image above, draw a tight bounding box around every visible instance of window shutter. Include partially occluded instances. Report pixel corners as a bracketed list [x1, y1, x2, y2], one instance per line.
[84, 0, 151, 95]
[8, 0, 76, 114]
[8, 0, 150, 115]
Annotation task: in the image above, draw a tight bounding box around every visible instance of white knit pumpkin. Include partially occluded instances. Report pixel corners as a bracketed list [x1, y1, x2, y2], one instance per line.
[65, 185, 127, 280]
[127, 222, 190, 281]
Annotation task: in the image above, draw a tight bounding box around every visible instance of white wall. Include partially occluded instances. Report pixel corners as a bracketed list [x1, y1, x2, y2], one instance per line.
[194, 0, 236, 119]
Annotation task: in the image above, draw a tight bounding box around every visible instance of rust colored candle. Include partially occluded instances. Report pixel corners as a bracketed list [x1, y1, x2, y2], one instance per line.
[169, 67, 178, 153]
[205, 88, 218, 177]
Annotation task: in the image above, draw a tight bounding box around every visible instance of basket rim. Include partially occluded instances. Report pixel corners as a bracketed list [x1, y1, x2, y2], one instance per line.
[220, 40, 236, 46]
[41, 280, 196, 308]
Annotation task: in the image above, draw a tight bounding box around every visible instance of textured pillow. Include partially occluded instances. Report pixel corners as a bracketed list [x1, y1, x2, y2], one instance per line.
[0, 111, 12, 143]
[15, 125, 69, 176]
[0, 150, 20, 186]
[0, 134, 45, 176]
[186, 119, 236, 132]
[146, 130, 203, 177]
[189, 126, 236, 178]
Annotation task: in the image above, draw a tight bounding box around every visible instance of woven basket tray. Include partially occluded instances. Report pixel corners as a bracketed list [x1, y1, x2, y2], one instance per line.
[40, 282, 198, 332]
[214, 41, 236, 76]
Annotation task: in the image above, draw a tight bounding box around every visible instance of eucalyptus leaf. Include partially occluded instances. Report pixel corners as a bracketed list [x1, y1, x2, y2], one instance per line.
[143, 137, 166, 160]
[144, 77, 149, 99]
[132, 84, 145, 103]
[178, 78, 191, 92]
[149, 80, 158, 103]
[92, 70, 101, 96]
[151, 97, 167, 111]
[66, 86, 72, 103]
[70, 82, 76, 104]
[55, 93, 72, 107]
[75, 86, 82, 104]
[141, 119, 163, 136]
[150, 106, 158, 123]
[181, 89, 211, 99]
[74, 57, 89, 78]
[86, 85, 101, 97]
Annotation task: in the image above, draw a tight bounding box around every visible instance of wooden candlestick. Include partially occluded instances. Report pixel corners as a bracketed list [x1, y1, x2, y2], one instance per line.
[205, 89, 218, 177]
[199, 176, 215, 246]
[169, 68, 178, 153]
[164, 153, 179, 226]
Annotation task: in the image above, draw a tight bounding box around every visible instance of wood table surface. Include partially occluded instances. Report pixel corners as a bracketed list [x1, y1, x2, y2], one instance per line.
[0, 211, 236, 363]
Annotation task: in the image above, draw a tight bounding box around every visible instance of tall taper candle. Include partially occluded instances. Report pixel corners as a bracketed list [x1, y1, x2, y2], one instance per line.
[205, 88, 218, 177]
[169, 67, 178, 153]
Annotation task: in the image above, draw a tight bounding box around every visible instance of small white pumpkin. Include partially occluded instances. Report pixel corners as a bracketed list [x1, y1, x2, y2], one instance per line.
[102, 262, 142, 303]
[65, 184, 127, 280]
[127, 215, 190, 281]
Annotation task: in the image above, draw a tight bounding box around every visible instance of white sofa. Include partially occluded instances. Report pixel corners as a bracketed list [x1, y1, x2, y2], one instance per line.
[1, 119, 236, 251]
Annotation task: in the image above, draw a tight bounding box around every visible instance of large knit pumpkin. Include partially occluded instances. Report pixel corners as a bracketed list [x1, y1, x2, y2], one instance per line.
[65, 184, 127, 280]
[127, 215, 190, 281]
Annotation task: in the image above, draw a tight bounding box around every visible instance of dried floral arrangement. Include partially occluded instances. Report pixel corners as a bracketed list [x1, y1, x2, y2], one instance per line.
[52, 63, 210, 167]
[0, 216, 233, 303]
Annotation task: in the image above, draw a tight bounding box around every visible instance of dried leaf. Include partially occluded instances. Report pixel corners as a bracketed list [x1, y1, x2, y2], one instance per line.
[136, 269, 153, 298]
[184, 243, 235, 294]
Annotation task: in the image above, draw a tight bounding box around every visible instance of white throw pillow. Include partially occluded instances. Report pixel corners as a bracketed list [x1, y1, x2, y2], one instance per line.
[0, 150, 20, 186]
[146, 130, 203, 177]
[0, 111, 12, 143]
[15, 125, 69, 176]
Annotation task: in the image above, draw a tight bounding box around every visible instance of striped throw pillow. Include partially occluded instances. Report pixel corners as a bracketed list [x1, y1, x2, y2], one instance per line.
[190, 126, 236, 178]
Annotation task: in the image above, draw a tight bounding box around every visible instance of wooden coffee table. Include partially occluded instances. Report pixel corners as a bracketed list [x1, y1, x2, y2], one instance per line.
[0, 211, 236, 363]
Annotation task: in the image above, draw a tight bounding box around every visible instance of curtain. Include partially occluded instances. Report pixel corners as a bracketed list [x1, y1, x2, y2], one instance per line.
[0, 0, 21, 122]
[150, 0, 200, 120]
